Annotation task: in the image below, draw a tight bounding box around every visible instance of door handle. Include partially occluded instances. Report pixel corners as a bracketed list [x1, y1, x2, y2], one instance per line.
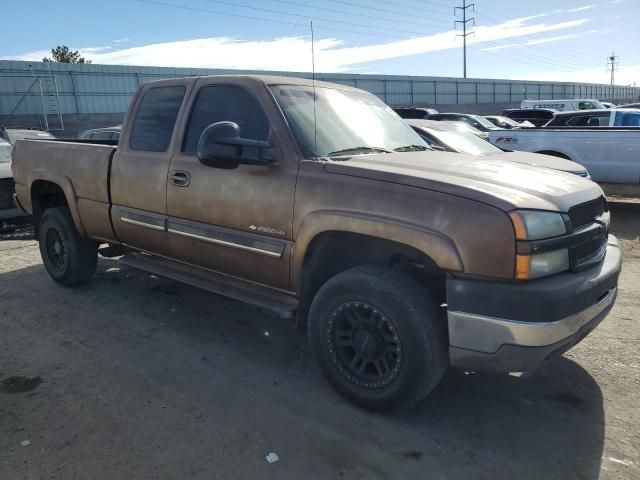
[170, 170, 190, 187]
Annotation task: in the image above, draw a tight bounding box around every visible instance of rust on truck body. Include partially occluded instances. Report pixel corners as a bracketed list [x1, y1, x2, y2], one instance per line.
[13, 75, 621, 402]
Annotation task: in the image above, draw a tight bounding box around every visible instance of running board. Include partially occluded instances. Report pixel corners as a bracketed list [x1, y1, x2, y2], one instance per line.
[120, 252, 298, 319]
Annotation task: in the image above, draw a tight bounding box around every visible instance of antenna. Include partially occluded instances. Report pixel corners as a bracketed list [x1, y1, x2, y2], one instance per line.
[310, 21, 318, 157]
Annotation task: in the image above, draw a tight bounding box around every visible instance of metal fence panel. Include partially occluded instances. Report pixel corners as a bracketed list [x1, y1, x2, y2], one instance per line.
[1, 60, 639, 116]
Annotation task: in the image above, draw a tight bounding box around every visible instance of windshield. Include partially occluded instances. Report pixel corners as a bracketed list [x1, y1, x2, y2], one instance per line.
[270, 85, 426, 157]
[497, 116, 521, 127]
[0, 142, 12, 163]
[431, 129, 503, 156]
[470, 115, 500, 130]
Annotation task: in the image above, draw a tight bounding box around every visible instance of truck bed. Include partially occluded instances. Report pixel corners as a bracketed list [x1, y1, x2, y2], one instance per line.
[12, 139, 117, 241]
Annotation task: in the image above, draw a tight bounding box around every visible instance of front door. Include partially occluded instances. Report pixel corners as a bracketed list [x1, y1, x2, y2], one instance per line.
[166, 80, 298, 291]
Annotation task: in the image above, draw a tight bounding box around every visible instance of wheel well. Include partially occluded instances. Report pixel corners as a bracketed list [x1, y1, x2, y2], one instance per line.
[535, 150, 571, 160]
[296, 231, 446, 331]
[30, 181, 69, 236]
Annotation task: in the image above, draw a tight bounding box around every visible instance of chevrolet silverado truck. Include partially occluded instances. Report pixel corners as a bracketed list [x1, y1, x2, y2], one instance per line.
[12, 76, 621, 411]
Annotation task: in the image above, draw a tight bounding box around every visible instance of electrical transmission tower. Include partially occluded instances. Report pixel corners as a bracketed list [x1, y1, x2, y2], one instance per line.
[455, 0, 475, 79]
[606, 52, 619, 86]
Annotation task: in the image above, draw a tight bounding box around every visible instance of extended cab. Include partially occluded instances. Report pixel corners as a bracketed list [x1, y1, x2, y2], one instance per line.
[12, 76, 621, 411]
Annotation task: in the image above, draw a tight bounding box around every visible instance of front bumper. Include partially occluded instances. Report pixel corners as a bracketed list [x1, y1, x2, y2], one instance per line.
[447, 235, 621, 372]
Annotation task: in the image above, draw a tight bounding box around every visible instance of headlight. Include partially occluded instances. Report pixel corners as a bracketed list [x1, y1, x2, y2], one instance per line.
[515, 249, 570, 279]
[509, 210, 567, 240]
[509, 210, 569, 279]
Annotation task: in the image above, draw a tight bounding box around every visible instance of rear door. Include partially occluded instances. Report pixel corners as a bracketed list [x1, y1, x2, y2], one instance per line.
[165, 78, 298, 290]
[110, 80, 192, 256]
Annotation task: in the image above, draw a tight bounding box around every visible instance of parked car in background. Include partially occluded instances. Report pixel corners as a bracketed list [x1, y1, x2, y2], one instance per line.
[394, 107, 438, 119]
[0, 127, 55, 145]
[602, 102, 617, 109]
[617, 103, 640, 109]
[484, 115, 534, 129]
[521, 99, 606, 111]
[544, 109, 640, 127]
[78, 126, 121, 141]
[0, 139, 30, 227]
[425, 113, 502, 133]
[501, 108, 556, 127]
[489, 127, 640, 184]
[12, 75, 621, 411]
[408, 119, 590, 177]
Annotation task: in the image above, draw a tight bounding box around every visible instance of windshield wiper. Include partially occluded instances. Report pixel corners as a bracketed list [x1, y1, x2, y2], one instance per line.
[393, 144, 431, 152]
[326, 146, 391, 157]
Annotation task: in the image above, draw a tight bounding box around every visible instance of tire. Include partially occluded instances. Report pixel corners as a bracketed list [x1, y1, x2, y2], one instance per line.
[38, 207, 98, 286]
[308, 265, 448, 412]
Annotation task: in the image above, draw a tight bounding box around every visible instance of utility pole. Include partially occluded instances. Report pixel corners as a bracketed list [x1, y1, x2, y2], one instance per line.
[606, 52, 619, 86]
[455, 0, 475, 78]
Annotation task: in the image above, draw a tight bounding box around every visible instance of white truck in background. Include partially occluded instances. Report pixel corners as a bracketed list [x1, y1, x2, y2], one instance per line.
[521, 99, 606, 111]
[488, 128, 640, 188]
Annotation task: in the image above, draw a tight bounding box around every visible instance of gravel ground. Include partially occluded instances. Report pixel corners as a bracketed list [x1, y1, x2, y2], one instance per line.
[0, 202, 638, 480]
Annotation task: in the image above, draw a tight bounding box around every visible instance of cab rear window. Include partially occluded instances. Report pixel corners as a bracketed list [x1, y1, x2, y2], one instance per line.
[130, 86, 185, 152]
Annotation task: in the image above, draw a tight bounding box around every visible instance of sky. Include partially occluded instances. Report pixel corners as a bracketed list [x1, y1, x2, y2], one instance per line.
[2, 0, 639, 85]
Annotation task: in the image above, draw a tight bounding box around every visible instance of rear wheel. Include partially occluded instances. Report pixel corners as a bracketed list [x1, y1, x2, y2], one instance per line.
[38, 207, 98, 286]
[308, 265, 448, 412]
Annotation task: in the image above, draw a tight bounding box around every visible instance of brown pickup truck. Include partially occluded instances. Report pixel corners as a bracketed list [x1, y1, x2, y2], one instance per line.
[12, 76, 621, 411]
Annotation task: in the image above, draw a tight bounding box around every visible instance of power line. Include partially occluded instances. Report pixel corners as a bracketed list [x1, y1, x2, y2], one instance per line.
[469, 45, 583, 74]
[137, 0, 421, 40]
[455, 0, 475, 78]
[606, 52, 619, 86]
[266, 0, 453, 29]
[201, 0, 440, 36]
[356, 0, 455, 16]
[479, 40, 603, 70]
[475, 9, 602, 63]
[327, 0, 451, 24]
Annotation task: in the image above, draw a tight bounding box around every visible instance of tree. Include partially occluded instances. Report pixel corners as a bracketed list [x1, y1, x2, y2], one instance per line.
[42, 46, 91, 64]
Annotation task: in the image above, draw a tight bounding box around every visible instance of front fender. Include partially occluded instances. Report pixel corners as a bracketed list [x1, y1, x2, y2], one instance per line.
[291, 210, 463, 290]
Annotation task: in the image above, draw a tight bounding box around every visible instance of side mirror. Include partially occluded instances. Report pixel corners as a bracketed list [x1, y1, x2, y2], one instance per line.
[197, 121, 279, 169]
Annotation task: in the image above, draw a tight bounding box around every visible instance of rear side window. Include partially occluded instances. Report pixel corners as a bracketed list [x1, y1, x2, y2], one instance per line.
[130, 86, 185, 152]
[183, 86, 270, 153]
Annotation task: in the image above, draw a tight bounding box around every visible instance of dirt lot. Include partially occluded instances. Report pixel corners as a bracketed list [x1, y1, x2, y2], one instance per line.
[0, 202, 638, 480]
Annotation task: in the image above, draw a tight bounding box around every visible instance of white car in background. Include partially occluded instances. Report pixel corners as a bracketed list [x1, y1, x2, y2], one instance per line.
[489, 127, 640, 185]
[0, 139, 30, 226]
[408, 119, 590, 178]
[521, 99, 606, 111]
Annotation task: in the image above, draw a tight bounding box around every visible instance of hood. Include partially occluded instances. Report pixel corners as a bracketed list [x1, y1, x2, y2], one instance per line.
[0, 162, 11, 180]
[323, 151, 601, 212]
[494, 151, 586, 174]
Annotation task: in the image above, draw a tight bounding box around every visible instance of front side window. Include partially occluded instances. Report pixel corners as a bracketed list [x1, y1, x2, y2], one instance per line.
[130, 86, 185, 152]
[270, 85, 425, 158]
[183, 86, 270, 153]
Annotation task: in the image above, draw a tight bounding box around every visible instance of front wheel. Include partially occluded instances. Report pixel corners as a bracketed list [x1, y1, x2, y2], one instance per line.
[38, 207, 98, 286]
[308, 265, 448, 412]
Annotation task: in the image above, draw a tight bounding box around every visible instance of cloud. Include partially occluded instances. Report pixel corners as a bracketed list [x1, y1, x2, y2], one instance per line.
[1, 15, 591, 73]
[565, 4, 597, 12]
[480, 31, 598, 52]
